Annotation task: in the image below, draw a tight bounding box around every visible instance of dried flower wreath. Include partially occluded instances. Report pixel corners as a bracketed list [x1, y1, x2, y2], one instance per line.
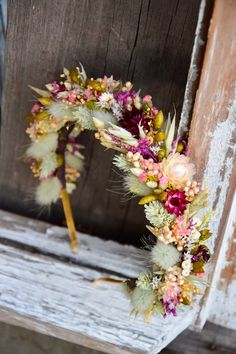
[25, 65, 213, 318]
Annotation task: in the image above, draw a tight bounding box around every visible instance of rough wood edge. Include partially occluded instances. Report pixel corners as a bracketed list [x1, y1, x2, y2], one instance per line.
[178, 0, 213, 135]
[188, 0, 236, 330]
[208, 191, 236, 330]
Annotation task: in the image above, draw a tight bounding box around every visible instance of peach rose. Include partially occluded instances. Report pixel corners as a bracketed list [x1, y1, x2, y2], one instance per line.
[160, 153, 195, 188]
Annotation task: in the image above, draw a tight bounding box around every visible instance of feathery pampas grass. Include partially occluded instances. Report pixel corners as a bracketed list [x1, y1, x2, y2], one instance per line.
[73, 107, 116, 130]
[35, 177, 62, 205]
[48, 102, 75, 121]
[124, 174, 152, 196]
[26, 133, 58, 159]
[40, 152, 58, 177]
[113, 155, 133, 172]
[151, 241, 181, 270]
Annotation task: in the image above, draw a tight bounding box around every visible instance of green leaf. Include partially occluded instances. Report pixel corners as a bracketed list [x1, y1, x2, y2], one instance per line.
[189, 190, 209, 217]
[198, 210, 215, 229]
[192, 260, 205, 273]
[199, 229, 212, 241]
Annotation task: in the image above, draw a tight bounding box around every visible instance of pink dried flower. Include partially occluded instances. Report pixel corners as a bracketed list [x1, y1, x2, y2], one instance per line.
[31, 102, 42, 114]
[163, 283, 182, 303]
[139, 171, 148, 182]
[143, 95, 152, 103]
[164, 190, 189, 216]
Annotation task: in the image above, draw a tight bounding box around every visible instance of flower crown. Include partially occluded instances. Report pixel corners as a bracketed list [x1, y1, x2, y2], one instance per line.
[25, 65, 213, 318]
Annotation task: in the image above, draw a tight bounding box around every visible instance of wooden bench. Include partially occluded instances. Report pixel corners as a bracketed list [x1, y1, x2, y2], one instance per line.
[0, 210, 198, 354]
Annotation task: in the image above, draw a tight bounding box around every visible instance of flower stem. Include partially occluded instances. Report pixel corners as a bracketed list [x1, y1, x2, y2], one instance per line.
[60, 188, 77, 252]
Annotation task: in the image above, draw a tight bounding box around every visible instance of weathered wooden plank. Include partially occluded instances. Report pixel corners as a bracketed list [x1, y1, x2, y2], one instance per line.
[209, 192, 236, 329]
[1, 321, 236, 354]
[0, 209, 145, 278]
[0, 0, 200, 245]
[0, 211, 198, 353]
[188, 0, 236, 330]
[0, 0, 7, 97]
[178, 0, 213, 135]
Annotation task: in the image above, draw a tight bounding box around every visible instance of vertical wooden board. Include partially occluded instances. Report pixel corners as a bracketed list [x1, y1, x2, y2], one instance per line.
[0, 0, 200, 245]
[188, 0, 236, 329]
[208, 192, 236, 329]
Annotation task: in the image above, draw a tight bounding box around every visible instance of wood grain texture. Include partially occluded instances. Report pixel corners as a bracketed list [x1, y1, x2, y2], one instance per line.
[188, 0, 236, 330]
[0, 210, 198, 354]
[0, 0, 200, 245]
[0, 209, 146, 278]
[0, 321, 236, 354]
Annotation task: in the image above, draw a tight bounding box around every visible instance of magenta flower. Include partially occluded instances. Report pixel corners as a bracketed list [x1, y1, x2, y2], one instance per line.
[162, 300, 178, 317]
[114, 90, 136, 106]
[164, 190, 189, 216]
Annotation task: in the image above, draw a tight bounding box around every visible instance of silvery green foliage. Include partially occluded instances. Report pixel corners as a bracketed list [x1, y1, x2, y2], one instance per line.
[48, 102, 75, 121]
[130, 287, 156, 315]
[124, 174, 153, 196]
[73, 106, 95, 130]
[144, 201, 175, 228]
[136, 272, 153, 290]
[73, 107, 116, 130]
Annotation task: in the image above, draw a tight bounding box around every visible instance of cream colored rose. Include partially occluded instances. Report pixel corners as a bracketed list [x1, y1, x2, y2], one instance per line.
[160, 153, 196, 188]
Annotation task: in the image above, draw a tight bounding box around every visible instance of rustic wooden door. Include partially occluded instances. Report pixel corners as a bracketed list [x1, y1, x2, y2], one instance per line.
[0, 0, 235, 337]
[0, 0, 202, 245]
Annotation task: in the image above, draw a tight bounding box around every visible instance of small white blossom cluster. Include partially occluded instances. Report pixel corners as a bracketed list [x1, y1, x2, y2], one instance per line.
[97, 92, 122, 120]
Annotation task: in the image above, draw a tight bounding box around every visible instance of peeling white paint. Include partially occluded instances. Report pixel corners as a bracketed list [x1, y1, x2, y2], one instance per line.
[209, 191, 236, 329]
[196, 87, 236, 329]
[204, 87, 236, 243]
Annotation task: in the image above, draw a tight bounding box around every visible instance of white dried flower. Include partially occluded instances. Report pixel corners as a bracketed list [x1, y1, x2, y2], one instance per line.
[97, 92, 114, 109]
[151, 241, 181, 270]
[151, 276, 161, 290]
[110, 100, 122, 120]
